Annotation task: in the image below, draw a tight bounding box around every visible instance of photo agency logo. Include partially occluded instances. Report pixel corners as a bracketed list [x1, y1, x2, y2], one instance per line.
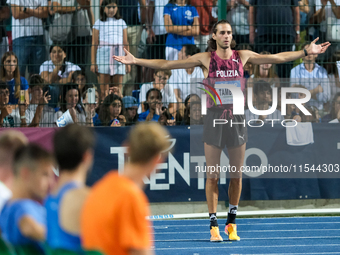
[199, 81, 312, 128]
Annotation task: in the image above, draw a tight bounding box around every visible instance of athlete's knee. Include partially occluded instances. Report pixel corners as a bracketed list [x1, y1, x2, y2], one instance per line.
[206, 177, 219, 185]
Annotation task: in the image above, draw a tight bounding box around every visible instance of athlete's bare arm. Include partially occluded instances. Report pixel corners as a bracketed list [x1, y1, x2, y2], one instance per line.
[238, 37, 330, 66]
[113, 48, 211, 72]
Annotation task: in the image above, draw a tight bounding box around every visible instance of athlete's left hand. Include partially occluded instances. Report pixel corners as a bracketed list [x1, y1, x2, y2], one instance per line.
[307, 37, 331, 55]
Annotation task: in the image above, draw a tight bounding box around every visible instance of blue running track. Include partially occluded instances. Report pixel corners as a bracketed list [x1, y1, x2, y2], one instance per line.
[153, 216, 340, 255]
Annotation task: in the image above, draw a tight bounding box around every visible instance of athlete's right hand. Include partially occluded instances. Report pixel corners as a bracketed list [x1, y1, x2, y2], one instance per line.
[113, 48, 136, 65]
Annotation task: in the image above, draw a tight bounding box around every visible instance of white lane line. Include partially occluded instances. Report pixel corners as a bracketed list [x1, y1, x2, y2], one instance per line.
[154, 235, 340, 242]
[154, 229, 340, 234]
[238, 253, 340, 255]
[153, 222, 340, 227]
[154, 243, 340, 251]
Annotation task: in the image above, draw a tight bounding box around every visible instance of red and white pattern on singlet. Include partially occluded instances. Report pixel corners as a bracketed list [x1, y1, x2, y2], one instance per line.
[203, 50, 246, 118]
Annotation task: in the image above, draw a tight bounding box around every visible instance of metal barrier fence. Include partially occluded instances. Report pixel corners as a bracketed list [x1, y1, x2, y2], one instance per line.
[0, 0, 339, 127]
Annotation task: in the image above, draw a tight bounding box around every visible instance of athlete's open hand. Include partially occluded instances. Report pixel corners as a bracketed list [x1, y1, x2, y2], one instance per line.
[113, 48, 135, 65]
[307, 37, 331, 55]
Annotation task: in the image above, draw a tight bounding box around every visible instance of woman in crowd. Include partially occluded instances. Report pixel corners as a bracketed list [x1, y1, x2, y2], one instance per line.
[40, 44, 81, 84]
[163, 0, 199, 60]
[91, 0, 130, 101]
[72, 70, 89, 95]
[175, 93, 200, 124]
[0, 51, 29, 105]
[95, 93, 126, 126]
[56, 83, 92, 126]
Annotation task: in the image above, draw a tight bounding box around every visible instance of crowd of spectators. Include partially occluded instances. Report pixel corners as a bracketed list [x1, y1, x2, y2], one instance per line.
[0, 0, 340, 127]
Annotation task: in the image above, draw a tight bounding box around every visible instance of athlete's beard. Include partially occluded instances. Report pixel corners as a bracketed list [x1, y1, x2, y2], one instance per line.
[217, 41, 230, 50]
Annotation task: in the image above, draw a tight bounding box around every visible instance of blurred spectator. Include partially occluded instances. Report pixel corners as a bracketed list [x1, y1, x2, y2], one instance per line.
[139, 69, 176, 114]
[290, 41, 330, 110]
[122, 95, 138, 126]
[49, 0, 93, 70]
[227, 0, 250, 45]
[40, 44, 81, 84]
[147, 0, 168, 60]
[138, 87, 162, 122]
[144, 0, 168, 83]
[1, 51, 29, 105]
[109, 83, 123, 98]
[23, 74, 56, 127]
[245, 80, 284, 123]
[0, 83, 13, 127]
[175, 93, 200, 124]
[45, 124, 94, 253]
[56, 83, 87, 125]
[300, 105, 320, 122]
[322, 92, 340, 122]
[299, 0, 310, 33]
[82, 87, 99, 125]
[159, 106, 175, 125]
[81, 123, 169, 255]
[92, 0, 130, 101]
[8, 0, 48, 77]
[163, 0, 199, 60]
[310, 0, 340, 61]
[0, 144, 54, 253]
[0, 1, 10, 57]
[95, 93, 126, 126]
[191, 0, 217, 53]
[117, 0, 146, 95]
[325, 56, 340, 104]
[0, 130, 28, 212]
[181, 100, 203, 125]
[169, 44, 204, 103]
[249, 0, 300, 78]
[71, 70, 88, 95]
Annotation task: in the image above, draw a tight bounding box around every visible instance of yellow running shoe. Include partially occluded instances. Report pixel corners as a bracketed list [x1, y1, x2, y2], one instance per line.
[210, 226, 223, 242]
[225, 223, 240, 241]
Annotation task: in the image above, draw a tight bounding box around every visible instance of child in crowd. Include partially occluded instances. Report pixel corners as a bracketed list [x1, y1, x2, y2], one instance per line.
[91, 0, 130, 101]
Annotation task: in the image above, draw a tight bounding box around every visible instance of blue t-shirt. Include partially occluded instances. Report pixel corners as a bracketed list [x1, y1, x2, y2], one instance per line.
[164, 4, 199, 50]
[7, 77, 29, 104]
[45, 182, 82, 252]
[138, 109, 159, 122]
[0, 199, 46, 249]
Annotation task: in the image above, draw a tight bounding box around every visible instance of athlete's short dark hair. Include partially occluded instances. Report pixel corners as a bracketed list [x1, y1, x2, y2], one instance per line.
[54, 124, 95, 171]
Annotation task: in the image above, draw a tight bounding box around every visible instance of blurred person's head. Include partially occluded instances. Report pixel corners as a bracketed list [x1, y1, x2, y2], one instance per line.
[190, 101, 202, 123]
[54, 124, 95, 174]
[145, 88, 162, 112]
[178, 44, 200, 60]
[0, 81, 10, 105]
[122, 96, 138, 124]
[29, 74, 45, 103]
[253, 51, 277, 79]
[13, 144, 54, 201]
[60, 83, 81, 112]
[126, 123, 170, 175]
[253, 80, 272, 105]
[99, 94, 124, 126]
[0, 130, 28, 188]
[1, 52, 20, 99]
[72, 70, 87, 94]
[50, 44, 67, 67]
[153, 69, 171, 90]
[330, 92, 340, 119]
[207, 20, 236, 51]
[184, 93, 201, 109]
[100, 0, 121, 21]
[302, 42, 317, 63]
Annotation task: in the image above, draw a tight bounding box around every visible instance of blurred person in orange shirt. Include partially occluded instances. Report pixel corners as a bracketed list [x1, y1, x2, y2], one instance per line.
[81, 122, 171, 255]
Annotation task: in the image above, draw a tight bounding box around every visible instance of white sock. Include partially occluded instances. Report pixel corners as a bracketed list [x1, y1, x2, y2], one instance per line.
[229, 204, 238, 214]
